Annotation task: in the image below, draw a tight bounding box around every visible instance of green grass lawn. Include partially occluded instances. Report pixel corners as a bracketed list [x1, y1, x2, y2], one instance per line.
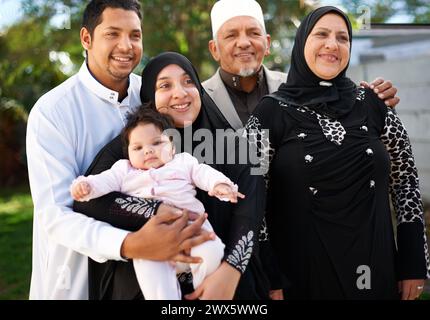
[0, 185, 33, 300]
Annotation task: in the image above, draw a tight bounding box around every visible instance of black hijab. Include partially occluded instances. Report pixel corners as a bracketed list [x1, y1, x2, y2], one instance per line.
[140, 52, 229, 133]
[277, 6, 357, 119]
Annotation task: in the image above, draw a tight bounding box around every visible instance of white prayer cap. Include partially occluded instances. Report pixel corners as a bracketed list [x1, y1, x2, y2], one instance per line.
[210, 0, 266, 38]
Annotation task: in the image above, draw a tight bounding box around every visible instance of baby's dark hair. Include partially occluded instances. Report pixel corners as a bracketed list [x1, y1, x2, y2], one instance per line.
[121, 103, 175, 157]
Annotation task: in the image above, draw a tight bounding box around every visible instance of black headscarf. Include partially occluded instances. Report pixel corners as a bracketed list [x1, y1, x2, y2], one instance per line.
[277, 6, 357, 119]
[140, 52, 229, 132]
[140, 52, 230, 156]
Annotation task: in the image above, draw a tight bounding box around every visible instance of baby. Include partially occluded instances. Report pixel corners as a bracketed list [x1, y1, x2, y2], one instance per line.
[70, 105, 244, 300]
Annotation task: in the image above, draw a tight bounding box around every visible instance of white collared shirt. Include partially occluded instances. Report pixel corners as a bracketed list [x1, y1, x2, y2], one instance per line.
[26, 62, 142, 299]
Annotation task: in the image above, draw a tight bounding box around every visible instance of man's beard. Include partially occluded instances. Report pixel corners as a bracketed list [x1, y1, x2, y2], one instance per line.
[238, 68, 257, 77]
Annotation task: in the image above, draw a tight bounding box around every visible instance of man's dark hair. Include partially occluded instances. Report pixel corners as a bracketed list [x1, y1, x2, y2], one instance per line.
[82, 0, 142, 36]
[121, 103, 175, 157]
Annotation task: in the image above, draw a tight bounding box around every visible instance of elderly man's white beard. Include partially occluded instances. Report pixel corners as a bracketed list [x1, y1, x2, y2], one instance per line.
[238, 68, 258, 77]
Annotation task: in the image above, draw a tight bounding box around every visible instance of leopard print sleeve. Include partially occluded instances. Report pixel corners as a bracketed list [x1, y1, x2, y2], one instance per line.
[381, 108, 430, 279]
[245, 113, 275, 241]
[381, 109, 424, 225]
[245, 99, 288, 289]
[245, 114, 274, 181]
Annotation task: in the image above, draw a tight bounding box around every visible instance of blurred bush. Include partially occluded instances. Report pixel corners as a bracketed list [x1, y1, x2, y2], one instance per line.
[0, 98, 28, 186]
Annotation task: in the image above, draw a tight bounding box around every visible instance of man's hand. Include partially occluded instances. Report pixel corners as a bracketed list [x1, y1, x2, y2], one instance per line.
[398, 279, 425, 300]
[120, 206, 215, 262]
[171, 212, 217, 264]
[184, 262, 241, 300]
[360, 77, 400, 108]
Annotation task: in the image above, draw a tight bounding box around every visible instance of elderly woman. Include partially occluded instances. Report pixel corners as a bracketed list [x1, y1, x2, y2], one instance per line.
[74, 52, 273, 300]
[246, 6, 429, 299]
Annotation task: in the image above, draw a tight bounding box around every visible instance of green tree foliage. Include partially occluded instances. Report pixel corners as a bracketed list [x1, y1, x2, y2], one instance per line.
[0, 0, 308, 185]
[0, 0, 310, 107]
[140, 0, 310, 77]
[0, 0, 426, 185]
[1, 0, 86, 111]
[403, 0, 430, 23]
[1, 0, 428, 111]
[140, 0, 214, 78]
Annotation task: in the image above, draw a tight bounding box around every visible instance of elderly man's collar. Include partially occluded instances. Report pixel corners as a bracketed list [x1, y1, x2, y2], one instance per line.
[219, 67, 265, 92]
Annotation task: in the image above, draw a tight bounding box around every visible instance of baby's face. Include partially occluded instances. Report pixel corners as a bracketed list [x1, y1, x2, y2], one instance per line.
[128, 123, 174, 170]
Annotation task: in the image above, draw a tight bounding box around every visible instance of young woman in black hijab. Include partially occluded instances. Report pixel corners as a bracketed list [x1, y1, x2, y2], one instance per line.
[74, 52, 272, 300]
[246, 6, 429, 299]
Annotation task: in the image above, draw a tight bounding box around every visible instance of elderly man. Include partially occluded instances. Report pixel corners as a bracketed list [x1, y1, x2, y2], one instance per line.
[204, 0, 399, 130]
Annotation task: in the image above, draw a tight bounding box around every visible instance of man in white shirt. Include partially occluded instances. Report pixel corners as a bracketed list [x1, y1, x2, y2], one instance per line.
[26, 0, 212, 300]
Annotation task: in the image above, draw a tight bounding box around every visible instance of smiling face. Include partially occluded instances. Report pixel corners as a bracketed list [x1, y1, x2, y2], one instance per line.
[128, 123, 174, 170]
[304, 13, 350, 80]
[209, 16, 271, 77]
[81, 8, 143, 91]
[154, 64, 201, 128]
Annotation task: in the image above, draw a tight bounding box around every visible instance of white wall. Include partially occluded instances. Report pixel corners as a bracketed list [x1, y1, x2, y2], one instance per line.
[347, 54, 430, 202]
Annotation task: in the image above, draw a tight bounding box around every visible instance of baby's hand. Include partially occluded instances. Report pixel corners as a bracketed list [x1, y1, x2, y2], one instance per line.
[71, 181, 91, 201]
[209, 183, 245, 203]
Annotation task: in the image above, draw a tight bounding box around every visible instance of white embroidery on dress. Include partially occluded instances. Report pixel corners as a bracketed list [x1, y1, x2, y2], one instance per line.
[115, 196, 156, 218]
[177, 272, 193, 284]
[278, 101, 289, 108]
[226, 231, 254, 273]
[356, 87, 366, 101]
